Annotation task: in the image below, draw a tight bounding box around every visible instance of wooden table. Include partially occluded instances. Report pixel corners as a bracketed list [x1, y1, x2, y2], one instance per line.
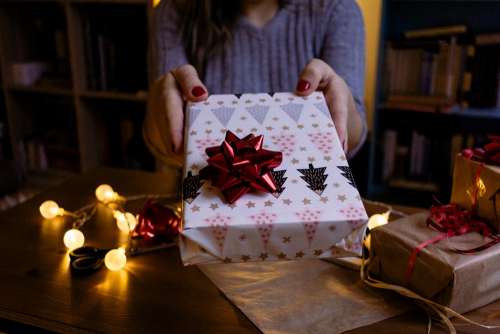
[0, 168, 497, 333]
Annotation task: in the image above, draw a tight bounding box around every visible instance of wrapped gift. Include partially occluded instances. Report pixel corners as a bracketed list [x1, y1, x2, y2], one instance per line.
[451, 153, 500, 232]
[368, 212, 500, 314]
[180, 92, 368, 265]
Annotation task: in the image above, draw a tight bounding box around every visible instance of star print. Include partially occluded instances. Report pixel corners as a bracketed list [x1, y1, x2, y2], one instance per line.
[297, 124, 304, 129]
[291, 179, 298, 184]
[265, 126, 273, 131]
[302, 96, 308, 100]
[310, 114, 316, 118]
[241, 255, 251, 262]
[308, 156, 315, 162]
[329, 225, 336, 231]
[250, 128, 258, 132]
[302, 198, 311, 205]
[312, 123, 319, 128]
[220, 128, 227, 133]
[337, 195, 347, 202]
[292, 158, 299, 164]
[205, 120, 212, 125]
[282, 198, 292, 205]
[239, 234, 247, 241]
[316, 95, 322, 100]
[246, 201, 255, 208]
[272, 117, 279, 121]
[235, 128, 243, 133]
[333, 183, 340, 188]
[282, 236, 291, 243]
[240, 116, 247, 120]
[191, 205, 200, 212]
[328, 123, 334, 128]
[324, 156, 331, 162]
[232, 100, 238, 105]
[209, 203, 219, 210]
[204, 101, 210, 105]
[259, 253, 268, 261]
[264, 200, 274, 207]
[314, 249, 323, 256]
[229, 203, 237, 209]
[190, 130, 197, 136]
[277, 252, 287, 260]
[320, 196, 329, 203]
[223, 257, 232, 263]
[259, 98, 266, 102]
[187, 150, 193, 155]
[355, 195, 361, 200]
[295, 251, 304, 258]
[340, 155, 347, 161]
[245, 99, 252, 104]
[282, 125, 290, 130]
[217, 101, 224, 105]
[205, 129, 212, 134]
[300, 147, 307, 151]
[275, 98, 281, 102]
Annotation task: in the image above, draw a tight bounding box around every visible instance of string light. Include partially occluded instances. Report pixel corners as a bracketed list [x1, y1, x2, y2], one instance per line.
[113, 210, 137, 232]
[63, 229, 85, 250]
[95, 184, 120, 203]
[39, 200, 64, 219]
[104, 248, 127, 271]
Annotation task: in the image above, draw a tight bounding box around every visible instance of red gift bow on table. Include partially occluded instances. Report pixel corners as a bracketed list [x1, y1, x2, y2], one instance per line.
[200, 131, 282, 204]
[132, 200, 181, 240]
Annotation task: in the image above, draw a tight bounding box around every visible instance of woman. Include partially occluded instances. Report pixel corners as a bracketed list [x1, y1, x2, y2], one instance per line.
[145, 0, 366, 171]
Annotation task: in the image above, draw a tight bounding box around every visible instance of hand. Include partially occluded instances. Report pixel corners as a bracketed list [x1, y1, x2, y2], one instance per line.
[144, 65, 208, 163]
[295, 58, 362, 153]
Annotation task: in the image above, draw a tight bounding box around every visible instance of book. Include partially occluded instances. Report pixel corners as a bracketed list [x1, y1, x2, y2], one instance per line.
[404, 25, 467, 39]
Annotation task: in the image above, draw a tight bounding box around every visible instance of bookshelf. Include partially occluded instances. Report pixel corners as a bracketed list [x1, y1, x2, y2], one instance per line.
[368, 0, 500, 206]
[0, 0, 154, 179]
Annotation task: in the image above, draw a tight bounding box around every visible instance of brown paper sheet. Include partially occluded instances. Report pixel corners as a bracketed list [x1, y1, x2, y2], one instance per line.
[200, 260, 409, 334]
[451, 154, 500, 231]
[369, 212, 500, 314]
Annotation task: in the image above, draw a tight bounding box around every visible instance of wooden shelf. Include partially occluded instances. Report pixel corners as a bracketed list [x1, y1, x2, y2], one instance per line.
[69, 0, 147, 5]
[80, 90, 147, 102]
[9, 85, 73, 96]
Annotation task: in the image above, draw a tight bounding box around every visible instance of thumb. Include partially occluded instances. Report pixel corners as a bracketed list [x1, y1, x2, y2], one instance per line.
[172, 64, 208, 102]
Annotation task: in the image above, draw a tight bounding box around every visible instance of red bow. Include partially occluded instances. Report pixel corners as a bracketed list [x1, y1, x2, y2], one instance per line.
[462, 135, 500, 166]
[132, 200, 181, 240]
[405, 204, 498, 283]
[200, 131, 282, 204]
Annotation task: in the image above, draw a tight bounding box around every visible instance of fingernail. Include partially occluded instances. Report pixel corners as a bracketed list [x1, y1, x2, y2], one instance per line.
[296, 80, 311, 92]
[192, 86, 206, 97]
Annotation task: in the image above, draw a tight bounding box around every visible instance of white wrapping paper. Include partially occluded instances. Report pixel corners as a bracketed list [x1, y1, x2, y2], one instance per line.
[181, 92, 368, 265]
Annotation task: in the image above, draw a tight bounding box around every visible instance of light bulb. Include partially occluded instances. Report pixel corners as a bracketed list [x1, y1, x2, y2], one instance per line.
[95, 184, 117, 203]
[63, 229, 85, 250]
[114, 211, 137, 232]
[104, 248, 127, 271]
[39, 200, 64, 219]
[368, 212, 390, 230]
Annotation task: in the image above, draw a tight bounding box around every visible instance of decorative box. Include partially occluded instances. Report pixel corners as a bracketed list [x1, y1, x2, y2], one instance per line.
[451, 154, 500, 231]
[180, 92, 368, 265]
[368, 212, 500, 314]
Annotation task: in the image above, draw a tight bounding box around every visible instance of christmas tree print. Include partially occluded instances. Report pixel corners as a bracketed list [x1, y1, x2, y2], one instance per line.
[211, 106, 235, 126]
[187, 108, 202, 129]
[295, 209, 322, 247]
[195, 137, 221, 157]
[271, 133, 297, 157]
[245, 105, 270, 124]
[249, 212, 277, 251]
[280, 102, 304, 123]
[298, 164, 328, 196]
[313, 102, 331, 120]
[337, 165, 356, 188]
[338, 205, 366, 221]
[183, 171, 204, 204]
[308, 131, 334, 155]
[270, 169, 287, 198]
[205, 214, 232, 255]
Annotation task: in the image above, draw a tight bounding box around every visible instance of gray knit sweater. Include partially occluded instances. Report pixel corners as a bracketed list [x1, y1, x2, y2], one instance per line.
[151, 0, 367, 156]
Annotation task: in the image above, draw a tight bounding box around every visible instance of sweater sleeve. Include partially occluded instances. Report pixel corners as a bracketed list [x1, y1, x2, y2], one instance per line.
[319, 0, 367, 158]
[150, 0, 189, 81]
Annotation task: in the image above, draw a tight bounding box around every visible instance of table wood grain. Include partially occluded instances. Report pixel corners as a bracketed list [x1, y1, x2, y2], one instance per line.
[0, 168, 498, 333]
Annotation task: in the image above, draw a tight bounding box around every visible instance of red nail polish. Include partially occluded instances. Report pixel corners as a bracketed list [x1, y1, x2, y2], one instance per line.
[192, 86, 206, 97]
[297, 80, 311, 92]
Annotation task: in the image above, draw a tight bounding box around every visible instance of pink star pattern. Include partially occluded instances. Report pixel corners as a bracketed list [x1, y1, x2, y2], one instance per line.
[308, 131, 334, 155]
[271, 133, 297, 157]
[250, 211, 277, 251]
[195, 137, 221, 156]
[295, 209, 322, 247]
[338, 205, 366, 221]
[205, 213, 232, 255]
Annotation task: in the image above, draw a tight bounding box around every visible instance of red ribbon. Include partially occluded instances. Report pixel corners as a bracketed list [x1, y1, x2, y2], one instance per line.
[200, 131, 282, 204]
[404, 204, 496, 283]
[132, 200, 181, 240]
[462, 135, 500, 167]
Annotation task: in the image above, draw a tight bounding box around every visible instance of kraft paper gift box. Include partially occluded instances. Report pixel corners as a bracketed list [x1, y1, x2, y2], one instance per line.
[451, 154, 500, 232]
[368, 212, 500, 314]
[179, 92, 368, 265]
